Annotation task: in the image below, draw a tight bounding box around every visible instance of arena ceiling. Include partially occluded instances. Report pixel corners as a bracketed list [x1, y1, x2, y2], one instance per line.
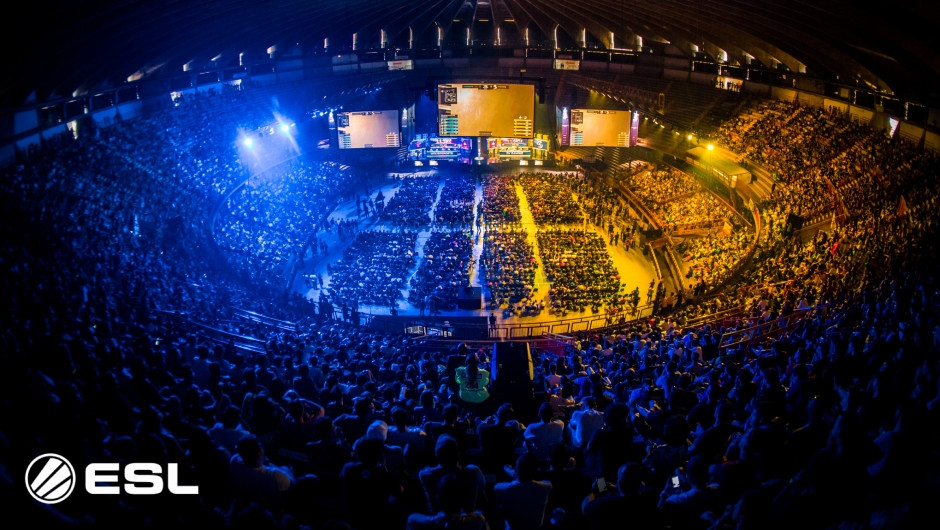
[4, 0, 940, 110]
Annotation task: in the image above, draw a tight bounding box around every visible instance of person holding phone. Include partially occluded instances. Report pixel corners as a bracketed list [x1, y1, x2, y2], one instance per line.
[582, 462, 660, 530]
[657, 455, 722, 528]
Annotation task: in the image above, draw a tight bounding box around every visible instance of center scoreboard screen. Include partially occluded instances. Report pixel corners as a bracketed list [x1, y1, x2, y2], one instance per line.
[438, 83, 534, 138]
[564, 108, 633, 146]
[337, 110, 401, 149]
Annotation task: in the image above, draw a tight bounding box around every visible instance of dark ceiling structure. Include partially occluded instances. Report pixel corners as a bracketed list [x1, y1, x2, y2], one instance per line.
[5, 0, 940, 110]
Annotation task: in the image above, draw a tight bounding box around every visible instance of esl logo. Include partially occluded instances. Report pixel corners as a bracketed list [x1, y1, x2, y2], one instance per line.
[26, 454, 76, 504]
[26, 453, 198, 503]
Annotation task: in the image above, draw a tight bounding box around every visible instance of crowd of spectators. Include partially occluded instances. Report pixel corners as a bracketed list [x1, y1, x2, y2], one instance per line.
[653, 191, 728, 233]
[537, 229, 624, 316]
[408, 230, 475, 312]
[215, 159, 356, 291]
[324, 230, 417, 308]
[480, 174, 521, 224]
[627, 166, 700, 205]
[517, 172, 584, 225]
[4, 82, 940, 530]
[676, 224, 753, 294]
[480, 225, 539, 309]
[380, 175, 440, 228]
[433, 174, 476, 228]
[716, 101, 848, 224]
[717, 101, 841, 185]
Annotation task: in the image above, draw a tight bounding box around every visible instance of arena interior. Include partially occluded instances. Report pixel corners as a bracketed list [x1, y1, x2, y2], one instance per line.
[3, 2, 940, 529]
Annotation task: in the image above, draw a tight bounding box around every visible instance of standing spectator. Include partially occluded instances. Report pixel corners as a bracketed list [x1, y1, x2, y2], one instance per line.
[568, 397, 605, 460]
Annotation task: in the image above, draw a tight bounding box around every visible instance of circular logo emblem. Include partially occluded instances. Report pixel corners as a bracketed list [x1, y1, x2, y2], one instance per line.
[25, 453, 76, 504]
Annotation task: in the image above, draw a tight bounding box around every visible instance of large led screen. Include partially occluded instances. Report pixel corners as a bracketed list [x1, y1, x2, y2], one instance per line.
[409, 137, 472, 161]
[565, 108, 632, 146]
[437, 83, 534, 138]
[337, 110, 401, 148]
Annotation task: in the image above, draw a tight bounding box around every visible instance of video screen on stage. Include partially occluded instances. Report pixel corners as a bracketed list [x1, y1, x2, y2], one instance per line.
[337, 110, 401, 148]
[488, 137, 532, 159]
[427, 137, 472, 160]
[438, 83, 534, 138]
[408, 136, 472, 161]
[564, 108, 633, 146]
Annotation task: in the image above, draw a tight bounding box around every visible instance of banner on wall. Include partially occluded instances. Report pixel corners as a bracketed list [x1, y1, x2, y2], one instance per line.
[387, 60, 413, 71]
[553, 59, 580, 71]
[849, 106, 874, 124]
[899, 122, 924, 144]
[823, 98, 849, 114]
[925, 131, 940, 153]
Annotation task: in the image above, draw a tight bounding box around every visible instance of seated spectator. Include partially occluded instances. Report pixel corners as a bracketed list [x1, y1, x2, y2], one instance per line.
[334, 394, 379, 444]
[304, 416, 352, 483]
[406, 473, 491, 530]
[365, 419, 408, 487]
[341, 436, 404, 529]
[229, 435, 295, 515]
[582, 462, 660, 530]
[209, 406, 251, 456]
[424, 404, 473, 462]
[414, 389, 444, 424]
[657, 455, 722, 529]
[524, 402, 566, 466]
[584, 402, 645, 483]
[387, 405, 432, 473]
[418, 434, 488, 515]
[492, 452, 553, 530]
[476, 402, 526, 476]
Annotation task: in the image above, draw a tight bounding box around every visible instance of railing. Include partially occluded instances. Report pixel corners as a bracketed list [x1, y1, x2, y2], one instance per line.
[661, 246, 685, 295]
[608, 178, 662, 230]
[154, 309, 268, 355]
[409, 334, 576, 357]
[361, 302, 660, 341]
[232, 307, 298, 332]
[647, 242, 663, 281]
[718, 304, 824, 351]
[680, 305, 747, 331]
